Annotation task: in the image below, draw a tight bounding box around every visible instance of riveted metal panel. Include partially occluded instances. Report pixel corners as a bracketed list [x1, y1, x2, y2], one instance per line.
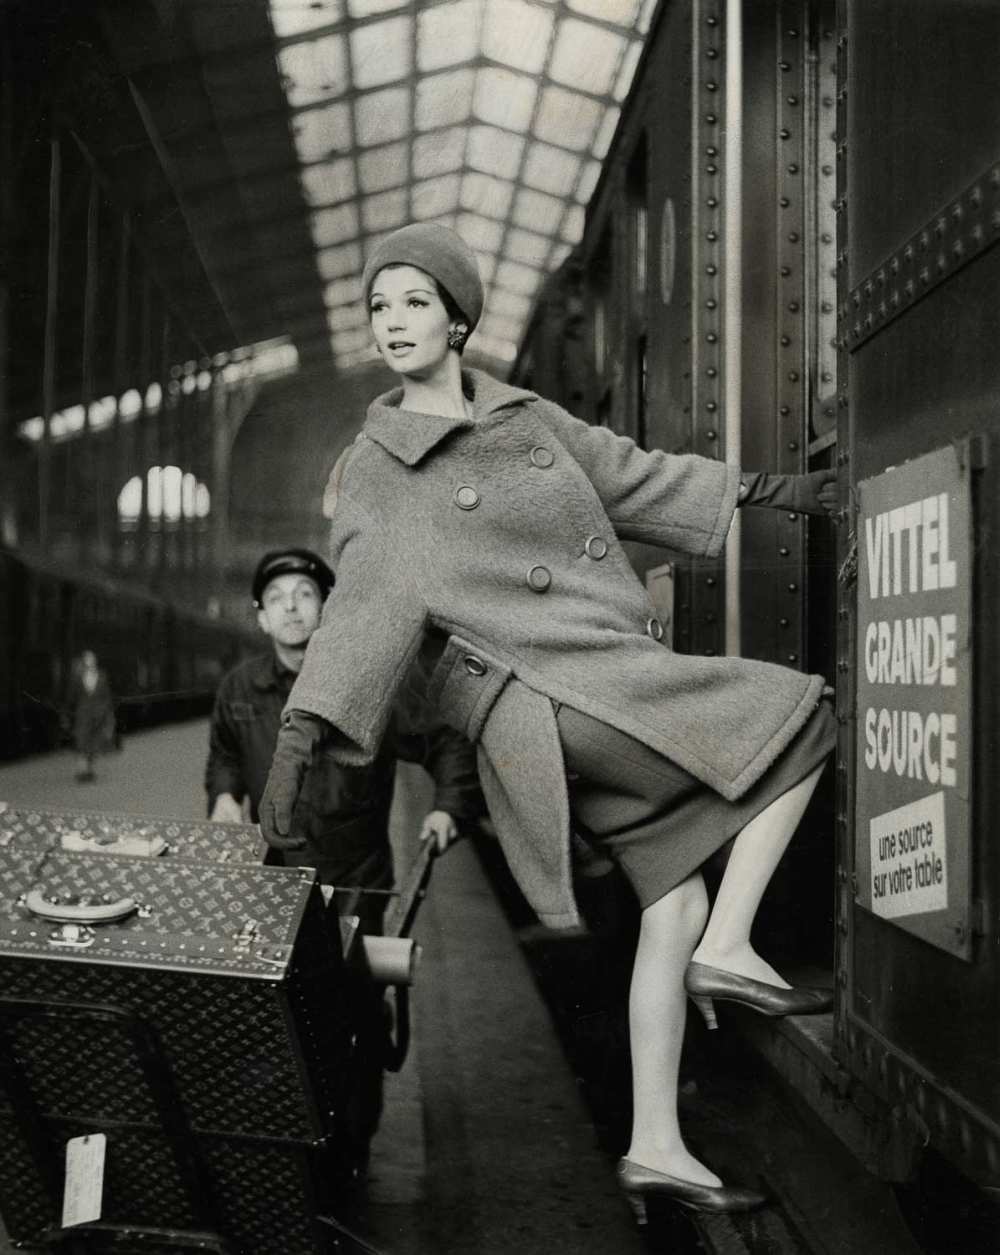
[841, 168, 1000, 353]
[837, 0, 1000, 1187]
[846, 0, 1000, 283]
[809, 23, 840, 449]
[686, 0, 727, 660]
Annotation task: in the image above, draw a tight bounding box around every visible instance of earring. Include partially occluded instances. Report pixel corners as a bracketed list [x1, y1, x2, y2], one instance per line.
[447, 323, 469, 350]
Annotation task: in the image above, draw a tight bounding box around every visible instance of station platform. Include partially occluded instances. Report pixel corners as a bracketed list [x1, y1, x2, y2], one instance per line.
[0, 721, 644, 1255]
[0, 723, 956, 1255]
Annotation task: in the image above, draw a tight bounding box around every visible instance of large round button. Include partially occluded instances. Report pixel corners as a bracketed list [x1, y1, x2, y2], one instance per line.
[646, 616, 664, 641]
[526, 565, 552, 592]
[584, 535, 608, 560]
[529, 446, 554, 468]
[464, 655, 487, 676]
[454, 485, 480, 510]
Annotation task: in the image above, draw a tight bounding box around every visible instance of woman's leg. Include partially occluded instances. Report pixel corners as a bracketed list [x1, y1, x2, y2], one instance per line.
[691, 762, 825, 987]
[627, 871, 720, 1185]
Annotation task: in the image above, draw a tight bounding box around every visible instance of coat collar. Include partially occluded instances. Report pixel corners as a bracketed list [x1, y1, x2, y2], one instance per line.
[363, 368, 538, 466]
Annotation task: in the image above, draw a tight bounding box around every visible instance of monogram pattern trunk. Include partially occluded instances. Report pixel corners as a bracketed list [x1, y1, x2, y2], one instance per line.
[0, 849, 357, 1254]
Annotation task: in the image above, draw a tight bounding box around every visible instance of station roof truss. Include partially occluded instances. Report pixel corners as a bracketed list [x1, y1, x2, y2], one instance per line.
[266, 0, 657, 369]
[5, 0, 657, 432]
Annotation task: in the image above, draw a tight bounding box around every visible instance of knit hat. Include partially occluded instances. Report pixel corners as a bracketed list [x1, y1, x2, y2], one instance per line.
[362, 223, 484, 329]
[251, 548, 334, 607]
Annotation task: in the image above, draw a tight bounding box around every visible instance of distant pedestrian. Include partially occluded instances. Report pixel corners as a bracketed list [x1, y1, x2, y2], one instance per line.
[67, 650, 116, 782]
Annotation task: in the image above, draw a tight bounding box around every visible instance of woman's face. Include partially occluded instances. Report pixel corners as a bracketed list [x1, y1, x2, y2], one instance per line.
[369, 265, 452, 377]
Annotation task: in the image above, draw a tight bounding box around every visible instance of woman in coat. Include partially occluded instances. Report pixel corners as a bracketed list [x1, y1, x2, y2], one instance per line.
[260, 224, 838, 1220]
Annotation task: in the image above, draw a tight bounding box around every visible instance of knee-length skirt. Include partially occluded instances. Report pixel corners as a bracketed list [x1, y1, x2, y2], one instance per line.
[556, 694, 836, 909]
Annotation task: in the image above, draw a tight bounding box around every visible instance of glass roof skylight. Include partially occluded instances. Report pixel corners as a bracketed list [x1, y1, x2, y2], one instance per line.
[270, 0, 652, 369]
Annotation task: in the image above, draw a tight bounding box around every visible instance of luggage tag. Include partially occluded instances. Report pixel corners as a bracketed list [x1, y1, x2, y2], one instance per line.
[62, 1133, 106, 1227]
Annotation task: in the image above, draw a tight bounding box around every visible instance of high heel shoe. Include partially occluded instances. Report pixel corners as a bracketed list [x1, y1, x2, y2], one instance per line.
[685, 961, 833, 1029]
[617, 1157, 768, 1223]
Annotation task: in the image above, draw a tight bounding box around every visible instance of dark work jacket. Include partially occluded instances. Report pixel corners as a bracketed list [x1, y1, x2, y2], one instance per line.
[206, 651, 482, 886]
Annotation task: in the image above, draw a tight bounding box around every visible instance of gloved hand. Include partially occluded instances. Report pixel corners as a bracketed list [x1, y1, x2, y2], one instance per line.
[258, 710, 329, 851]
[738, 469, 838, 516]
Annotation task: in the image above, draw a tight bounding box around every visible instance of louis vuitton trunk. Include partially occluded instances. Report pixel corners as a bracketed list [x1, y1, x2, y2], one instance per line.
[0, 848, 356, 1253]
[0, 801, 266, 864]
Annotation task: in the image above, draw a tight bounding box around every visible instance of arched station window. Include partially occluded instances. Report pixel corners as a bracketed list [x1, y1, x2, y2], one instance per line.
[117, 466, 210, 531]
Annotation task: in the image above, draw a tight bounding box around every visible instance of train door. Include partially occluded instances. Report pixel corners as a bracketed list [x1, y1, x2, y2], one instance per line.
[837, 0, 1000, 1190]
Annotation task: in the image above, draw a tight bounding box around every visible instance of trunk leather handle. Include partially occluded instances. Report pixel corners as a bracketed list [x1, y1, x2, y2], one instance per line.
[22, 889, 138, 925]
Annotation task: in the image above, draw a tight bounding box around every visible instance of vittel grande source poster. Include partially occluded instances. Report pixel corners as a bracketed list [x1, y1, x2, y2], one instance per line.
[854, 444, 973, 959]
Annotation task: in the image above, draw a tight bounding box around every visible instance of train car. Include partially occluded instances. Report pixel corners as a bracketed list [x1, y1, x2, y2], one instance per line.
[512, 0, 999, 1238]
[0, 546, 258, 759]
[3, 0, 999, 1248]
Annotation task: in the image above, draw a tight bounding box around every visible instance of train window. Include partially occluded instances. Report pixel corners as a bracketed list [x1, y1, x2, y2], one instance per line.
[118, 477, 142, 531]
[634, 203, 648, 296]
[593, 299, 606, 373]
[659, 198, 676, 305]
[635, 334, 648, 449]
[117, 469, 210, 528]
[589, 225, 612, 378]
[1, 502, 17, 547]
[624, 136, 649, 446]
[627, 134, 649, 298]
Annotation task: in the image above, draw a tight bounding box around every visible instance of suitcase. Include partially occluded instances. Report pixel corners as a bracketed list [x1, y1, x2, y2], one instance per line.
[0, 801, 266, 864]
[0, 848, 356, 1254]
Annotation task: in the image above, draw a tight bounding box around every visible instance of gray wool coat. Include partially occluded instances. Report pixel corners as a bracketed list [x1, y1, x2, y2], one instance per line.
[289, 369, 826, 927]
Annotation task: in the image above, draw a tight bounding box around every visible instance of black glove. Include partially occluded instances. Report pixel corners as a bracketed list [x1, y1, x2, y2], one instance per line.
[738, 469, 838, 517]
[258, 710, 329, 851]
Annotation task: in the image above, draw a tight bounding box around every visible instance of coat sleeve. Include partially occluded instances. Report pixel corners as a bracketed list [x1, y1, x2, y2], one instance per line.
[535, 400, 741, 557]
[286, 498, 428, 767]
[396, 725, 485, 820]
[205, 678, 247, 812]
[426, 727, 485, 819]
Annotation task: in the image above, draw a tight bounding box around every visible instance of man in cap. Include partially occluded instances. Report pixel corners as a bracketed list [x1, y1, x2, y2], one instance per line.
[207, 546, 481, 1180]
[206, 546, 482, 932]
